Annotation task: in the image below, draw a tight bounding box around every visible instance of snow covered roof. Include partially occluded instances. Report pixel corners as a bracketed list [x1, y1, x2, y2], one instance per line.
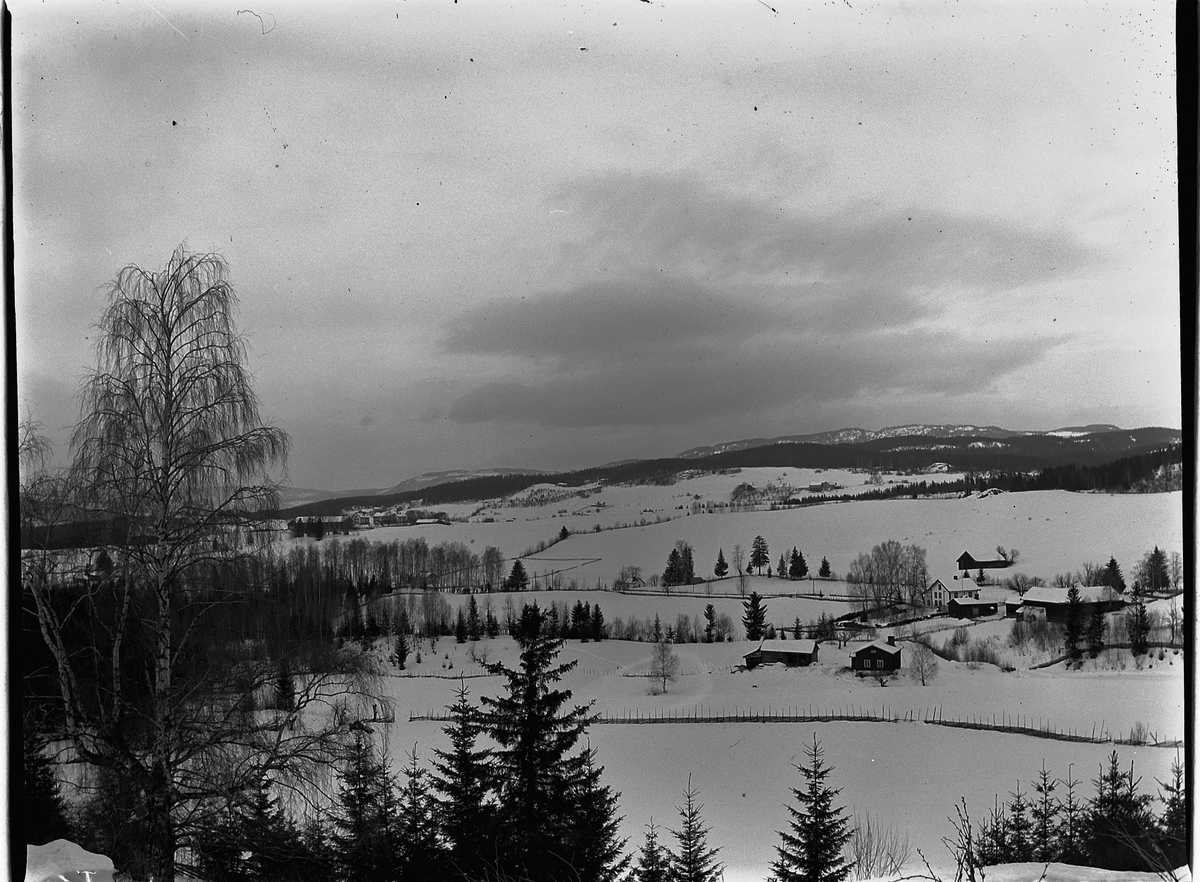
[852, 639, 902, 656]
[748, 639, 818, 655]
[1021, 585, 1123, 605]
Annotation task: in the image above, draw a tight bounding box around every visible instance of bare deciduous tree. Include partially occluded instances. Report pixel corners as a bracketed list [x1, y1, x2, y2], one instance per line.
[845, 812, 911, 879]
[22, 247, 385, 882]
[650, 640, 680, 694]
[908, 641, 939, 686]
[732, 544, 746, 595]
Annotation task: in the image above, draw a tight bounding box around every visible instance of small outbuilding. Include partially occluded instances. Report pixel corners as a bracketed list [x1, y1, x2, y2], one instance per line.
[850, 636, 903, 675]
[957, 552, 1011, 573]
[743, 639, 819, 669]
[947, 597, 999, 619]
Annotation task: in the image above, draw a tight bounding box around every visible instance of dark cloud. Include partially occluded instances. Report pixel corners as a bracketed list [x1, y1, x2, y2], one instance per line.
[447, 330, 1048, 428]
[444, 173, 1087, 430]
[443, 277, 933, 366]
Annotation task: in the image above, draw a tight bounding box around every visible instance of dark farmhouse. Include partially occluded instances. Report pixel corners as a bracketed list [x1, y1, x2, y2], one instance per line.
[947, 597, 999, 619]
[743, 639, 819, 669]
[850, 637, 902, 675]
[957, 551, 1011, 572]
[1019, 585, 1126, 623]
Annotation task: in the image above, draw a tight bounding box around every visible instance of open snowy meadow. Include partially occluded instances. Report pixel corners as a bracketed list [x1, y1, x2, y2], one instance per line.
[301, 472, 1183, 595]
[282, 476, 1185, 881]
[378, 633, 1183, 882]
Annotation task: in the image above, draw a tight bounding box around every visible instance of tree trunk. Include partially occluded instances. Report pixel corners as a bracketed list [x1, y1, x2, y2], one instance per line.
[145, 757, 177, 882]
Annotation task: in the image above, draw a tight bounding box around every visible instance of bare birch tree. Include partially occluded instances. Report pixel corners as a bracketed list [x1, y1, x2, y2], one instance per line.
[21, 247, 385, 881]
[650, 640, 680, 694]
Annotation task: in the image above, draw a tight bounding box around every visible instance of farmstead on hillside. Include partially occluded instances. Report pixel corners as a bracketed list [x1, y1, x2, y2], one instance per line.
[947, 597, 1000, 618]
[930, 576, 982, 609]
[1018, 584, 1126, 623]
[850, 636, 903, 674]
[743, 639, 820, 669]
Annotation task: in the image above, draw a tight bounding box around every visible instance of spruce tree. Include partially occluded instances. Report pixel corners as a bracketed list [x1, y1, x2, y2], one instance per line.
[564, 747, 631, 882]
[455, 607, 469, 644]
[1145, 546, 1169, 592]
[467, 595, 482, 640]
[1005, 780, 1034, 862]
[750, 535, 770, 574]
[670, 777, 723, 882]
[505, 559, 529, 591]
[241, 772, 310, 882]
[591, 604, 607, 641]
[635, 819, 671, 882]
[789, 547, 809, 580]
[1030, 763, 1059, 862]
[331, 728, 397, 882]
[1105, 556, 1126, 591]
[391, 631, 410, 670]
[1155, 753, 1187, 867]
[664, 549, 685, 587]
[21, 716, 72, 846]
[481, 603, 598, 881]
[742, 591, 768, 641]
[769, 735, 851, 882]
[1056, 764, 1085, 865]
[976, 797, 1009, 867]
[1086, 608, 1106, 658]
[682, 544, 695, 583]
[430, 684, 493, 880]
[395, 748, 442, 880]
[714, 549, 728, 579]
[1127, 599, 1151, 656]
[1086, 751, 1157, 870]
[779, 553, 789, 580]
[818, 557, 832, 580]
[703, 604, 717, 643]
[1064, 585, 1084, 665]
[571, 600, 590, 639]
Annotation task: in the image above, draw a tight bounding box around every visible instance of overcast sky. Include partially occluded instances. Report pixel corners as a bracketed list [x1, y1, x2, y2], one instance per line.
[13, 1, 1179, 491]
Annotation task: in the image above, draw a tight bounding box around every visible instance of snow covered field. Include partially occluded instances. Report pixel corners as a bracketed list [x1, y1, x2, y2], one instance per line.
[285, 481, 1183, 595]
[380, 634, 1185, 882]
[320, 483, 1185, 880]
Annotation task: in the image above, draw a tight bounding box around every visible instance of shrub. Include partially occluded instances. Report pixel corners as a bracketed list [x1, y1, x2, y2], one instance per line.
[1008, 618, 1062, 654]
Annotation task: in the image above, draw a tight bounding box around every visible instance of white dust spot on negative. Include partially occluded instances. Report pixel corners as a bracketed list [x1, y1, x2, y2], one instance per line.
[549, 209, 566, 215]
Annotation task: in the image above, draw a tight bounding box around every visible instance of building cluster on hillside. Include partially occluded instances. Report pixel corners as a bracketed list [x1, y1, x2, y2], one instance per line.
[286, 505, 450, 538]
[742, 548, 1135, 675]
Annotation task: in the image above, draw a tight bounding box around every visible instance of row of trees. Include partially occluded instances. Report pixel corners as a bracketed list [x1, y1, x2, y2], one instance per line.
[653, 538, 834, 592]
[845, 540, 929, 612]
[608, 608, 738, 644]
[967, 753, 1186, 873]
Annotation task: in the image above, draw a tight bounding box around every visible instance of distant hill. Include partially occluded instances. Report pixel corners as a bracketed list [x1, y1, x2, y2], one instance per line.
[278, 485, 388, 505]
[675, 423, 1130, 458]
[382, 468, 546, 496]
[277, 424, 1181, 517]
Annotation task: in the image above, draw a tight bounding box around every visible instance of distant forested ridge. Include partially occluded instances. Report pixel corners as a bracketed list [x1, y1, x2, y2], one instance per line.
[276, 433, 1182, 519]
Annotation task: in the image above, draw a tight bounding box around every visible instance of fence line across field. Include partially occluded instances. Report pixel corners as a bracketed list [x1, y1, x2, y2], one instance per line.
[405, 704, 1180, 748]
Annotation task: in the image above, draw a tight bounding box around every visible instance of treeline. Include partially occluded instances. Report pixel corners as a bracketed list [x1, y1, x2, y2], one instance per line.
[961, 752, 1186, 874]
